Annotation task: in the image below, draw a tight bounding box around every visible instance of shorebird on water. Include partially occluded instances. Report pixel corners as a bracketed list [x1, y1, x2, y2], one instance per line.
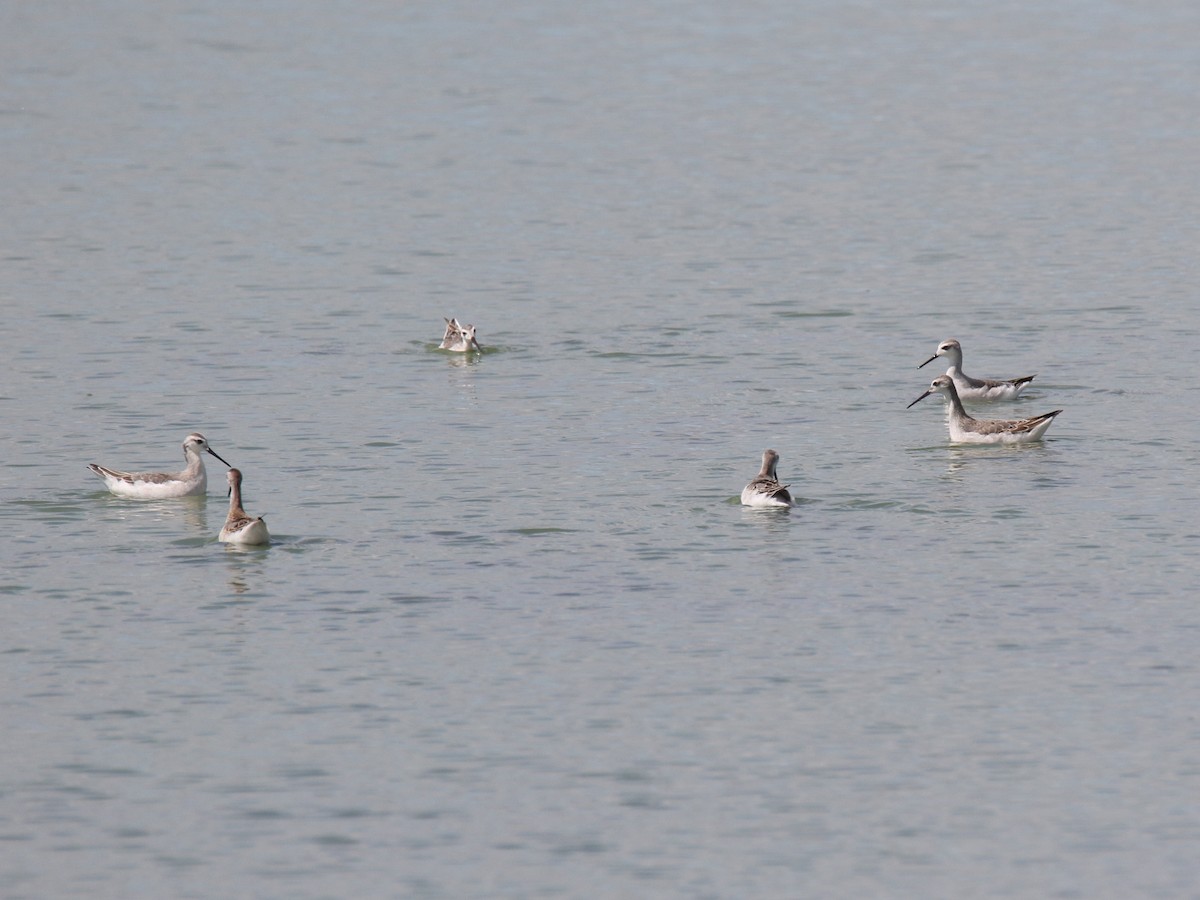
[908, 376, 1062, 444]
[218, 468, 270, 545]
[919, 338, 1035, 401]
[87, 432, 231, 499]
[741, 449, 794, 508]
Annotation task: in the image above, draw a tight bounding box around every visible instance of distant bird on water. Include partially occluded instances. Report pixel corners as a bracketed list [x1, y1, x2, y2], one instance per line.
[439, 317, 481, 352]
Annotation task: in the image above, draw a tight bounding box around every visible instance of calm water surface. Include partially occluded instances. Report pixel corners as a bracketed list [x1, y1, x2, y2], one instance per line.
[3, 1, 1199, 897]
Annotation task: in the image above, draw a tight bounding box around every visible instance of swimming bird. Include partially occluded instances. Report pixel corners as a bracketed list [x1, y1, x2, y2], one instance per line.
[908, 375, 1062, 444]
[918, 338, 1035, 400]
[218, 468, 270, 545]
[87, 432, 232, 498]
[741, 449, 794, 508]
[439, 317, 481, 352]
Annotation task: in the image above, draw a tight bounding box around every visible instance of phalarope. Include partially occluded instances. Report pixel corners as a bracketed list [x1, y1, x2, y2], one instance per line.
[918, 339, 1035, 400]
[741, 449, 794, 508]
[439, 317, 481, 352]
[218, 468, 270, 545]
[87, 432, 231, 498]
[908, 375, 1062, 444]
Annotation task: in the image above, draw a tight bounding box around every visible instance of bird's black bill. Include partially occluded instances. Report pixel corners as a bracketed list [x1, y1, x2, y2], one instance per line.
[918, 355, 937, 369]
[906, 390, 932, 409]
[208, 448, 232, 467]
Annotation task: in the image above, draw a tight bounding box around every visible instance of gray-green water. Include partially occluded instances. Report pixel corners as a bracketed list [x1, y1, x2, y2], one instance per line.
[3, 1, 1199, 897]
